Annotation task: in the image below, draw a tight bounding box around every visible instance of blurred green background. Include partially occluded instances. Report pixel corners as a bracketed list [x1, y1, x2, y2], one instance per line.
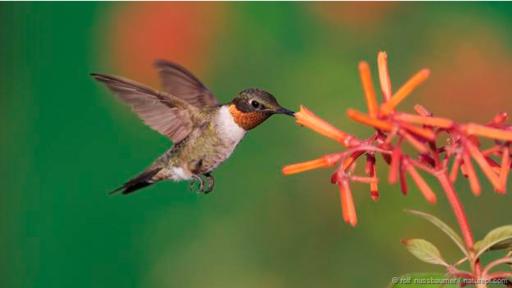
[1, 2, 512, 287]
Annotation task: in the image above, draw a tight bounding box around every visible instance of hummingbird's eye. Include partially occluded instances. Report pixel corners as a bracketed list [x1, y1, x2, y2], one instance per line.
[250, 100, 261, 109]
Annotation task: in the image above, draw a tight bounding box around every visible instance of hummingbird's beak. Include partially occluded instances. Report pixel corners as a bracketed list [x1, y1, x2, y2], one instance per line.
[276, 107, 295, 117]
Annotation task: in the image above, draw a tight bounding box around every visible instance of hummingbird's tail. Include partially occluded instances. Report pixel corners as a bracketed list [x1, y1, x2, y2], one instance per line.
[110, 168, 161, 195]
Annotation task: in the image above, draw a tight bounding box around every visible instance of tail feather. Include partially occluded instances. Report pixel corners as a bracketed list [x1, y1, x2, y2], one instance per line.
[111, 168, 161, 195]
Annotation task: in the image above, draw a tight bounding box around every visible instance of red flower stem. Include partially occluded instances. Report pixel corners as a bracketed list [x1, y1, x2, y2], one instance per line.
[486, 272, 512, 282]
[409, 158, 437, 175]
[437, 173, 481, 278]
[482, 257, 512, 277]
[350, 176, 377, 184]
[448, 266, 476, 281]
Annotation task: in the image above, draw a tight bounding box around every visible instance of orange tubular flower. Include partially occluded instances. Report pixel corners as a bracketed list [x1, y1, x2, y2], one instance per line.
[394, 113, 454, 129]
[282, 153, 342, 175]
[358, 61, 379, 118]
[460, 161, 469, 178]
[295, 105, 359, 146]
[465, 141, 501, 190]
[482, 146, 502, 157]
[485, 156, 501, 175]
[400, 130, 429, 154]
[365, 153, 375, 175]
[414, 104, 433, 117]
[389, 147, 401, 184]
[498, 146, 510, 194]
[398, 121, 436, 141]
[338, 179, 357, 227]
[462, 152, 481, 196]
[463, 123, 512, 142]
[346, 108, 393, 131]
[370, 181, 379, 201]
[403, 159, 437, 204]
[399, 165, 408, 195]
[365, 154, 379, 201]
[490, 112, 508, 125]
[377, 51, 392, 102]
[450, 152, 463, 183]
[380, 69, 430, 115]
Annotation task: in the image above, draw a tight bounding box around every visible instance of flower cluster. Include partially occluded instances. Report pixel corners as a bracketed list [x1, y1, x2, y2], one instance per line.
[283, 52, 512, 229]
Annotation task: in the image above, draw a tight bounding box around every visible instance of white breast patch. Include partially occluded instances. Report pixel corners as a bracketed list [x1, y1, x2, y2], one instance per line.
[216, 106, 246, 145]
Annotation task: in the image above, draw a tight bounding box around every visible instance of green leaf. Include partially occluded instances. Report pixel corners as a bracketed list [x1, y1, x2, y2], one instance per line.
[405, 209, 467, 256]
[491, 238, 512, 250]
[473, 240, 482, 251]
[388, 273, 459, 288]
[475, 225, 512, 259]
[401, 239, 448, 266]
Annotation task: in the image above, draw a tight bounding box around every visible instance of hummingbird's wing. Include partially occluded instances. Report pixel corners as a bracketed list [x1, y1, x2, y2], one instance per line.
[154, 60, 220, 108]
[91, 73, 196, 144]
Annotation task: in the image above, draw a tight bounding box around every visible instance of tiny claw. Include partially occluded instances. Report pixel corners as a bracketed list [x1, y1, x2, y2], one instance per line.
[202, 173, 215, 194]
[189, 175, 205, 193]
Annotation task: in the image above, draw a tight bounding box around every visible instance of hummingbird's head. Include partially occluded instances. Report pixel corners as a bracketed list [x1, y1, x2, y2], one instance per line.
[229, 88, 295, 130]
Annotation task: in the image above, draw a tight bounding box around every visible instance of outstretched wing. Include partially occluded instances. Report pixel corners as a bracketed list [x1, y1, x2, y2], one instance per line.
[154, 60, 220, 108]
[91, 73, 195, 143]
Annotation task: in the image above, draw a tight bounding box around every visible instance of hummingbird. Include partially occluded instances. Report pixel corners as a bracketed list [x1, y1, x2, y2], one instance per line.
[92, 60, 294, 194]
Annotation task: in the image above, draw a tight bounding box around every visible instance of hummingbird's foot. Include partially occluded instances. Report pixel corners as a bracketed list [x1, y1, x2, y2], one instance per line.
[189, 175, 205, 193]
[203, 173, 215, 194]
[189, 174, 214, 194]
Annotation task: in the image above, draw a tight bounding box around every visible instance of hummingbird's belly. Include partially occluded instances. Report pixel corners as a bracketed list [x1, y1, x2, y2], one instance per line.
[169, 167, 194, 180]
[200, 143, 239, 172]
[166, 138, 241, 179]
[158, 106, 246, 180]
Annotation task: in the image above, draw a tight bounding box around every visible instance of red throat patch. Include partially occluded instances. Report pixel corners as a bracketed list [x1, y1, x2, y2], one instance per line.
[228, 104, 270, 130]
